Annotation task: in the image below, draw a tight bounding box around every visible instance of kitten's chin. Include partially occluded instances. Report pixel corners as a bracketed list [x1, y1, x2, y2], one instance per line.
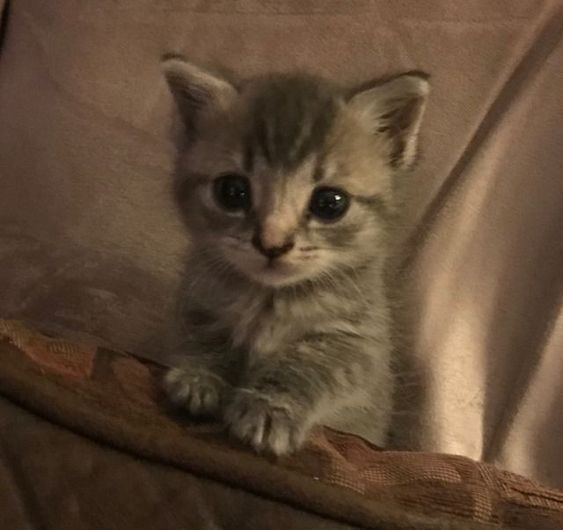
[250, 267, 310, 288]
[232, 258, 316, 288]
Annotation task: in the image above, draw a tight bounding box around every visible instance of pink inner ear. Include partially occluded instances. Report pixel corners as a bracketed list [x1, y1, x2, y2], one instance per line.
[375, 97, 425, 168]
[377, 98, 422, 134]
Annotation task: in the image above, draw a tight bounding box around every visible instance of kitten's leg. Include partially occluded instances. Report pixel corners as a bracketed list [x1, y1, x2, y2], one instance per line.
[164, 341, 240, 419]
[224, 333, 391, 455]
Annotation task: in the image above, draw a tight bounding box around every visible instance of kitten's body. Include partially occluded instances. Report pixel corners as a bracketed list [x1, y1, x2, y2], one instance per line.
[179, 246, 393, 446]
[163, 61, 428, 454]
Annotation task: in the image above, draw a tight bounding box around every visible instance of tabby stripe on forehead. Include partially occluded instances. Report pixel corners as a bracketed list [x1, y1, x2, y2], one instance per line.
[243, 141, 255, 173]
[245, 77, 340, 172]
[313, 153, 326, 182]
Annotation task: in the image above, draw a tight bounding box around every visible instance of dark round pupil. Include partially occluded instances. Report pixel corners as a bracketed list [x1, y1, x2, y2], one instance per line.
[213, 175, 251, 211]
[309, 187, 349, 221]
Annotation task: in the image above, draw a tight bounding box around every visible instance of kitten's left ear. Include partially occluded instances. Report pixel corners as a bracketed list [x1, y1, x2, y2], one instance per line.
[349, 73, 430, 169]
[162, 56, 238, 135]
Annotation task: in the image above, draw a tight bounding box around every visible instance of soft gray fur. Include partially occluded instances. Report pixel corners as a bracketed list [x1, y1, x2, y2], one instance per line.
[163, 57, 429, 455]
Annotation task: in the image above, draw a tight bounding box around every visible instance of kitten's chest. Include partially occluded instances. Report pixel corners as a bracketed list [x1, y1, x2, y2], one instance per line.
[220, 291, 307, 355]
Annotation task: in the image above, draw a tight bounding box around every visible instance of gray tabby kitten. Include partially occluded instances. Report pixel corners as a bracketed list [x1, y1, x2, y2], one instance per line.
[163, 57, 429, 456]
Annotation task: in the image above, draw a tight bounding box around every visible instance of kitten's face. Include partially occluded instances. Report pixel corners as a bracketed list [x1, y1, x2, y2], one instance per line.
[166, 63, 429, 287]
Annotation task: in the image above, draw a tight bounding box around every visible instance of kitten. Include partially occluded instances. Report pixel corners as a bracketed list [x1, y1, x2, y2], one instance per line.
[162, 57, 429, 455]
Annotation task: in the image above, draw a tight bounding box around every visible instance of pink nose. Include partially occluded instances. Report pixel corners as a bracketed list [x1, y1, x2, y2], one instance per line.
[251, 234, 295, 259]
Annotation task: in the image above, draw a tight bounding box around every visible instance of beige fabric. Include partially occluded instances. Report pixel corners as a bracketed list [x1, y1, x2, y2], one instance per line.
[0, 0, 561, 488]
[2, 319, 563, 529]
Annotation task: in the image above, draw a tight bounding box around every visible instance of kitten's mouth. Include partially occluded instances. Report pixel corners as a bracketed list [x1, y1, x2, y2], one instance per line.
[264, 258, 284, 270]
[252, 258, 307, 287]
[223, 248, 315, 287]
[261, 258, 292, 275]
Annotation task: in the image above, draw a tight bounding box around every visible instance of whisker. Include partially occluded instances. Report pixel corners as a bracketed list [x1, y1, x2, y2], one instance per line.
[298, 246, 320, 252]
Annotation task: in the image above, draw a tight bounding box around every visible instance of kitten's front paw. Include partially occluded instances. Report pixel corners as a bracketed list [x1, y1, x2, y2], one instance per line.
[164, 366, 226, 418]
[224, 389, 311, 456]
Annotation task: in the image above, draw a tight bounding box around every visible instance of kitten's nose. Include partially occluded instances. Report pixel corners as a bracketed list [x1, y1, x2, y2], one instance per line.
[252, 233, 295, 260]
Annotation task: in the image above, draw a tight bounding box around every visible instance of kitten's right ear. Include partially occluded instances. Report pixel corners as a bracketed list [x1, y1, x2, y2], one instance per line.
[162, 57, 237, 134]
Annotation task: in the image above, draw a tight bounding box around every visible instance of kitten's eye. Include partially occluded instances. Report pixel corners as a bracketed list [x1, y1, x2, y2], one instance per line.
[213, 174, 251, 212]
[309, 187, 350, 221]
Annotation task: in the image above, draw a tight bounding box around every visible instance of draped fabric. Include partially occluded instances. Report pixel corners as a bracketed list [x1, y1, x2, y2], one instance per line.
[0, 0, 561, 487]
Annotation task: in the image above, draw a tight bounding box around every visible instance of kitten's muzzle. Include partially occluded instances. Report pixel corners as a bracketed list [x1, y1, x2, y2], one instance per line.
[251, 233, 295, 260]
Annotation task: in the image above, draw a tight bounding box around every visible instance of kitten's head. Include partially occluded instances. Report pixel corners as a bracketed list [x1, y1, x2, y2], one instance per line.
[164, 58, 429, 288]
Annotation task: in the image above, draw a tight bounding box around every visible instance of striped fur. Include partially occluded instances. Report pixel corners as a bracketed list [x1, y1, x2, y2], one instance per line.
[163, 59, 429, 455]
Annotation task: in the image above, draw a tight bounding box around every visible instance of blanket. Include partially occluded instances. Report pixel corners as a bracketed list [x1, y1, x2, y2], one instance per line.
[1, 320, 562, 529]
[1, 0, 561, 488]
